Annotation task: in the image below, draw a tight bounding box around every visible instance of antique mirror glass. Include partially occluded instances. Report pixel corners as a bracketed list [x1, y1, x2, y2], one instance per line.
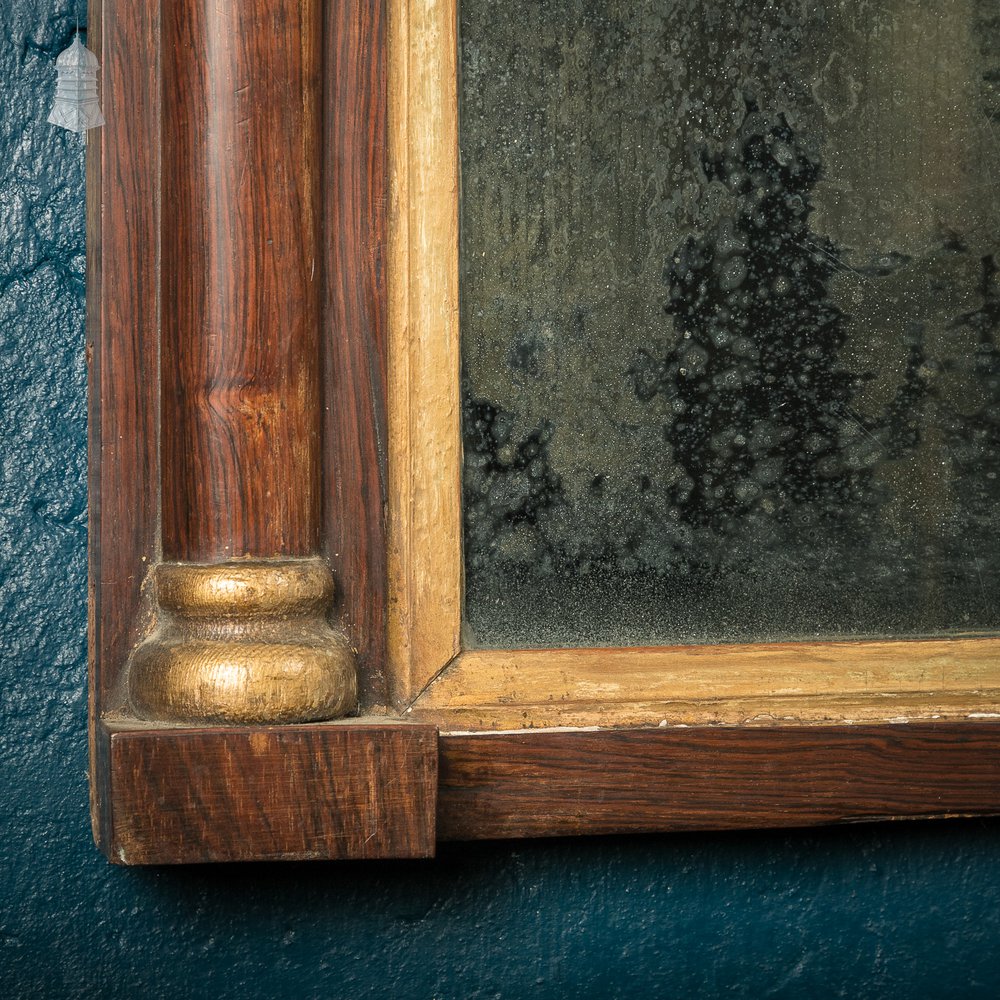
[459, 0, 1000, 648]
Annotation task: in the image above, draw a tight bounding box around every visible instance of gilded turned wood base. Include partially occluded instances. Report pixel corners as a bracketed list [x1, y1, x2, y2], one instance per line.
[128, 561, 358, 724]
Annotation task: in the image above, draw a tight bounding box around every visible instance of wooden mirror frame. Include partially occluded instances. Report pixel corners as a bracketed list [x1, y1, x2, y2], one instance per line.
[89, 0, 1000, 864]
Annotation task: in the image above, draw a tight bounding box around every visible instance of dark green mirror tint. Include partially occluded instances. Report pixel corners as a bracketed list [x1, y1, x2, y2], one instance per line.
[460, 0, 1000, 648]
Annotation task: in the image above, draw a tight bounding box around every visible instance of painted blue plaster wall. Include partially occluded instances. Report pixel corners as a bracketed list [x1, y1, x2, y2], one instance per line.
[2, 4, 999, 998]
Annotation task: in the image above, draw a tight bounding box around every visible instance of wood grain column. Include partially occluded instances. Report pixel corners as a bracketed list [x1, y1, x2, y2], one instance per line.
[127, 0, 356, 723]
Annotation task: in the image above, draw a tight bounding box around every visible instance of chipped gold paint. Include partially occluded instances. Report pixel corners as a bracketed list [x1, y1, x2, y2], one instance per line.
[128, 560, 357, 724]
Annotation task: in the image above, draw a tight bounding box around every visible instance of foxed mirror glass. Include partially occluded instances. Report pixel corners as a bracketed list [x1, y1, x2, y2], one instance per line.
[459, 0, 1000, 648]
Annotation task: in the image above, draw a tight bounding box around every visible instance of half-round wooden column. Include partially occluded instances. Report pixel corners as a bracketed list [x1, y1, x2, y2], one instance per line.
[128, 0, 356, 723]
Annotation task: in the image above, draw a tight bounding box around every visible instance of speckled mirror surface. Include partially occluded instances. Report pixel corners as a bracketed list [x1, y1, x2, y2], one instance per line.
[459, 0, 1000, 648]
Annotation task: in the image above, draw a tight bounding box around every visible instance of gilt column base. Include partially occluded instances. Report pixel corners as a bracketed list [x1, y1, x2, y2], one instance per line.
[128, 560, 357, 724]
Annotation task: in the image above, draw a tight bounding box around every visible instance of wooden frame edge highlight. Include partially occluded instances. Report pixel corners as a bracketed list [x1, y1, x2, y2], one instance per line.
[409, 640, 1000, 730]
[386, 0, 463, 706]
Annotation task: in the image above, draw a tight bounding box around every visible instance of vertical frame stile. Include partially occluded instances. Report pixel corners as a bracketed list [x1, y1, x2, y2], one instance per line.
[87, 0, 162, 850]
[324, 0, 391, 708]
[386, 0, 464, 707]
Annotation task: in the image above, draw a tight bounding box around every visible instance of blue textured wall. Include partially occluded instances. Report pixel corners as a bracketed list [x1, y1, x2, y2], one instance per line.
[2, 4, 1000, 998]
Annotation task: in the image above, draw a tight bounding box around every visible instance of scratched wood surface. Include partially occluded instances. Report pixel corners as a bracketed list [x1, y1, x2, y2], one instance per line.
[87, 0, 161, 850]
[160, 0, 324, 560]
[386, 0, 463, 706]
[108, 724, 438, 863]
[324, 0, 389, 705]
[412, 639, 1000, 730]
[437, 723, 1000, 840]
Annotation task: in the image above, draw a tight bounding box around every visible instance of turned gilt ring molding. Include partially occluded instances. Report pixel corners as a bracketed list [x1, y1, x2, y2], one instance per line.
[128, 561, 357, 724]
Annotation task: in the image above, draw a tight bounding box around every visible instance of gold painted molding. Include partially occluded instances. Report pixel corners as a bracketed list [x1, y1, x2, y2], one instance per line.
[408, 640, 1000, 731]
[384, 0, 1000, 734]
[386, 0, 463, 705]
[128, 560, 357, 724]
